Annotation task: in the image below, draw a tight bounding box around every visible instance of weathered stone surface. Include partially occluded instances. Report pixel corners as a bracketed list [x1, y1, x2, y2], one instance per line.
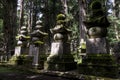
[46, 42, 76, 71]
[78, 54, 119, 78]
[32, 47, 39, 67]
[29, 20, 48, 69]
[46, 14, 76, 71]
[86, 38, 109, 54]
[14, 46, 21, 56]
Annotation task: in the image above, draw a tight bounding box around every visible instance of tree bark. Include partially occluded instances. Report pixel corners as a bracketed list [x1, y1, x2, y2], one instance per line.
[19, 0, 24, 29]
[60, 0, 68, 14]
[3, 0, 17, 56]
[31, 1, 37, 30]
[78, 0, 87, 41]
[44, 0, 51, 47]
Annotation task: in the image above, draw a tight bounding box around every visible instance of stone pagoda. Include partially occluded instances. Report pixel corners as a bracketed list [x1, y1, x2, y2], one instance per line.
[78, 1, 118, 78]
[30, 20, 48, 69]
[14, 25, 29, 56]
[46, 14, 76, 71]
[83, 1, 110, 54]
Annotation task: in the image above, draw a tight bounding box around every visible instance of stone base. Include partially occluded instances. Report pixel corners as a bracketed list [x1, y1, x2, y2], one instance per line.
[45, 54, 77, 71]
[46, 56, 77, 71]
[45, 42, 76, 71]
[78, 64, 118, 78]
[16, 55, 33, 68]
[78, 54, 119, 78]
[37, 54, 47, 69]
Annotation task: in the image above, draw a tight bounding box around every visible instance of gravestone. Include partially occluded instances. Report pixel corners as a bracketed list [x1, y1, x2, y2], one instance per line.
[46, 14, 76, 71]
[11, 25, 29, 64]
[30, 20, 48, 69]
[83, 1, 110, 54]
[78, 1, 119, 78]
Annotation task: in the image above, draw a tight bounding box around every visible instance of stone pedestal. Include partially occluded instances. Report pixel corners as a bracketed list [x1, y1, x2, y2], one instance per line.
[32, 46, 39, 68]
[14, 46, 21, 56]
[86, 38, 109, 54]
[29, 44, 34, 56]
[29, 44, 46, 69]
[46, 42, 76, 71]
[78, 54, 119, 78]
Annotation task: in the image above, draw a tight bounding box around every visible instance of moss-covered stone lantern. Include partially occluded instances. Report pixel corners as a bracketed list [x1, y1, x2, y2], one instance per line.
[46, 14, 76, 71]
[19, 26, 29, 41]
[30, 20, 48, 69]
[31, 20, 48, 46]
[14, 24, 30, 57]
[78, 1, 118, 78]
[83, 1, 110, 54]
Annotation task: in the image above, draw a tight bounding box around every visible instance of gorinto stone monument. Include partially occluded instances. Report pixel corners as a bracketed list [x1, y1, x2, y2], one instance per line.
[30, 20, 48, 69]
[83, 1, 110, 54]
[46, 14, 76, 71]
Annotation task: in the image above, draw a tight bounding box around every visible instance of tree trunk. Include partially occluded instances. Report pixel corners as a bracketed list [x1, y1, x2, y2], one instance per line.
[27, 1, 32, 33]
[19, 0, 24, 30]
[60, 0, 68, 14]
[78, 0, 87, 41]
[44, 0, 51, 47]
[3, 0, 17, 57]
[31, 1, 37, 30]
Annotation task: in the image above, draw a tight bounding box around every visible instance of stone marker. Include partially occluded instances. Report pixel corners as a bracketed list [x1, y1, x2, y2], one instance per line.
[30, 20, 48, 69]
[46, 14, 76, 71]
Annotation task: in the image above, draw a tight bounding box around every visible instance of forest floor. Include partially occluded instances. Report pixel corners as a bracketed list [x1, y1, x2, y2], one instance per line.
[0, 65, 72, 80]
[0, 72, 72, 80]
[0, 64, 119, 80]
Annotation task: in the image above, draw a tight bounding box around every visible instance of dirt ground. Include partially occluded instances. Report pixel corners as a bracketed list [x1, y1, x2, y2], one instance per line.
[0, 72, 77, 80]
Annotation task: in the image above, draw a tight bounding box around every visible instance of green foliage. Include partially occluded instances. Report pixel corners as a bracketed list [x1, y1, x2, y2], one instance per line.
[57, 14, 66, 20]
[67, 0, 79, 39]
[0, 66, 19, 73]
[107, 15, 120, 43]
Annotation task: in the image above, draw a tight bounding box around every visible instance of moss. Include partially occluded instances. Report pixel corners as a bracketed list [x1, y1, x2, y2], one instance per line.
[57, 14, 66, 20]
[24, 36, 30, 39]
[34, 41, 44, 44]
[78, 54, 119, 78]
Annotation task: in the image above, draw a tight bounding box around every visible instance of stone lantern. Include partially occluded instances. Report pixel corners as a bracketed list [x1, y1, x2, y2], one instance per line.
[14, 25, 29, 56]
[30, 20, 48, 69]
[46, 14, 76, 71]
[19, 26, 30, 54]
[78, 1, 118, 78]
[83, 1, 110, 54]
